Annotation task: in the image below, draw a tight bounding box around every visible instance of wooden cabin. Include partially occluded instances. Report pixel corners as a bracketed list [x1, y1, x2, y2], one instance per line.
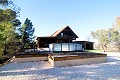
[36, 26, 78, 48]
[36, 26, 94, 50]
[74, 41, 94, 50]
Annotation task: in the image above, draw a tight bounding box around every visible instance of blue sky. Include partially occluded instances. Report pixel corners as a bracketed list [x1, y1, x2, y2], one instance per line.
[14, 0, 120, 41]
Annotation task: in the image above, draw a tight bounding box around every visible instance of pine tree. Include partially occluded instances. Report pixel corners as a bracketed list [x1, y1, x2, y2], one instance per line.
[20, 18, 35, 49]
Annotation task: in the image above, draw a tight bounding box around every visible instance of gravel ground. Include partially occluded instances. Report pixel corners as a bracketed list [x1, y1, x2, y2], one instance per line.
[0, 52, 120, 80]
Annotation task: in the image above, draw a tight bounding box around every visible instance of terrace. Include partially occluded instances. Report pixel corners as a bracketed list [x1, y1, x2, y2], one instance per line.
[0, 52, 120, 80]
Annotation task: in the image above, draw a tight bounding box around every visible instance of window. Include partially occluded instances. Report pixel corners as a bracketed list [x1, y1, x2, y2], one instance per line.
[61, 33, 63, 37]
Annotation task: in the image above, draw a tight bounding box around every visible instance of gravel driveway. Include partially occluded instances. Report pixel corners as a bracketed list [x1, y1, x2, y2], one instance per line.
[0, 52, 120, 80]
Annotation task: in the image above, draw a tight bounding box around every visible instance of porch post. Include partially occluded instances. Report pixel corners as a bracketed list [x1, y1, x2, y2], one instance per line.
[61, 40, 62, 52]
[68, 39, 70, 51]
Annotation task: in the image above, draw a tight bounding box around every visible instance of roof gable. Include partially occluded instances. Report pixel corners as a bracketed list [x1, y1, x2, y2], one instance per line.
[51, 26, 78, 38]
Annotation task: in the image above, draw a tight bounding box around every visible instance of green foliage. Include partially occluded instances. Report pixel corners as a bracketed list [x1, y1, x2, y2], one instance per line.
[113, 17, 120, 31]
[0, 9, 16, 22]
[91, 29, 109, 44]
[108, 29, 120, 42]
[0, 22, 15, 42]
[0, 0, 20, 17]
[20, 18, 35, 48]
[0, 1, 34, 53]
[12, 19, 21, 26]
[91, 29, 119, 44]
[0, 0, 8, 6]
[0, 1, 21, 54]
[0, 21, 16, 54]
[91, 17, 120, 51]
[113, 17, 120, 42]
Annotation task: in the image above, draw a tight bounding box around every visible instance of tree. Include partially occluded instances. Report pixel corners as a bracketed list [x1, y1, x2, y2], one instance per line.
[108, 29, 119, 42]
[91, 28, 119, 52]
[0, 0, 9, 6]
[91, 16, 120, 52]
[0, 0, 20, 17]
[0, 9, 16, 22]
[20, 18, 35, 49]
[0, 0, 21, 54]
[0, 21, 19, 54]
[113, 17, 120, 42]
[91, 29, 108, 51]
[113, 17, 120, 31]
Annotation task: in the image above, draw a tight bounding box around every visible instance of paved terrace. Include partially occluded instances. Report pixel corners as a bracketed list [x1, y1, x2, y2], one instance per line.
[0, 52, 120, 80]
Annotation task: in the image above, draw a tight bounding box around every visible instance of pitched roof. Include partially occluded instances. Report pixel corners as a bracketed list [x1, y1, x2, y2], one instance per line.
[36, 36, 57, 40]
[51, 26, 78, 38]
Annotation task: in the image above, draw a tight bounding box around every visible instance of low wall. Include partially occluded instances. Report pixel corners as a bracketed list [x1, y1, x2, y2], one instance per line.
[15, 53, 48, 58]
[48, 53, 107, 67]
[49, 57, 107, 67]
[11, 54, 48, 62]
[12, 57, 47, 62]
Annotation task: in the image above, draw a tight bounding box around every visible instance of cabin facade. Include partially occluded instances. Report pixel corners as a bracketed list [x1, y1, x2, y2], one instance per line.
[36, 26, 78, 48]
[36, 26, 94, 51]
